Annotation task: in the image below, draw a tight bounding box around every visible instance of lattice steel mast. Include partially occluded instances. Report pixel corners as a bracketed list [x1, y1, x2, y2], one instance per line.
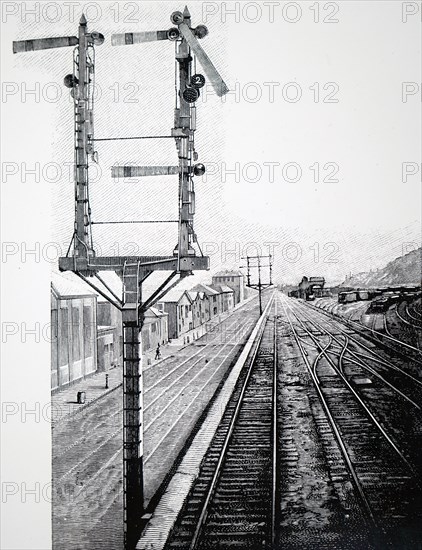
[14, 8, 228, 550]
[14, 15, 104, 263]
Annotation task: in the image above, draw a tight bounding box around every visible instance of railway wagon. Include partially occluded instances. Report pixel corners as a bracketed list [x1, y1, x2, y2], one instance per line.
[338, 291, 358, 304]
[403, 291, 421, 302]
[369, 297, 390, 312]
[357, 290, 370, 301]
[401, 285, 421, 294]
[369, 294, 401, 312]
[383, 292, 401, 303]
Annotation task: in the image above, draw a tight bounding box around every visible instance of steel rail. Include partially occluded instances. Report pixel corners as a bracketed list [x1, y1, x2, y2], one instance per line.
[311, 300, 422, 354]
[306, 300, 422, 360]
[296, 304, 421, 409]
[188, 293, 275, 550]
[271, 298, 279, 547]
[396, 302, 422, 329]
[278, 294, 378, 528]
[299, 301, 422, 388]
[312, 336, 333, 382]
[333, 350, 420, 409]
[406, 303, 422, 322]
[283, 297, 415, 474]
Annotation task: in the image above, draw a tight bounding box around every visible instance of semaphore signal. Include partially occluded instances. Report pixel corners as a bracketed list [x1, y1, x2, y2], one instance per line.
[13, 8, 228, 550]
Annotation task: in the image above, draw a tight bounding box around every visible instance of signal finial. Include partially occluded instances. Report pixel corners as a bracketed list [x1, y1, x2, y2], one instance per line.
[80, 13, 87, 25]
[183, 6, 191, 18]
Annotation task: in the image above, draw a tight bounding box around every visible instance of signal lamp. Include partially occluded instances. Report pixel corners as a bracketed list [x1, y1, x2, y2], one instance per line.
[183, 87, 200, 103]
[90, 32, 105, 45]
[167, 27, 180, 40]
[193, 163, 206, 176]
[170, 11, 184, 24]
[194, 25, 208, 39]
[64, 74, 78, 88]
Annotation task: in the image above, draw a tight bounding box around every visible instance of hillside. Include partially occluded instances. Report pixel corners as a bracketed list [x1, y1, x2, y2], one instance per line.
[343, 247, 421, 288]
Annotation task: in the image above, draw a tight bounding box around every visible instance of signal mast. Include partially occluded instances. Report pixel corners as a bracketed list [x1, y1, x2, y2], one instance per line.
[14, 8, 228, 550]
[14, 15, 104, 263]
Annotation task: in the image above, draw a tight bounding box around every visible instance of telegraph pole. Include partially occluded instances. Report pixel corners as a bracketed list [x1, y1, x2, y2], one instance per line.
[242, 254, 273, 315]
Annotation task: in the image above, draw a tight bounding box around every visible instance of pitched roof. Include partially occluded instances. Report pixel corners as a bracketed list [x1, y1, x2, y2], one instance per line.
[210, 284, 234, 294]
[213, 269, 244, 278]
[191, 283, 219, 296]
[160, 288, 191, 303]
[51, 272, 97, 298]
[219, 284, 235, 293]
[144, 306, 168, 319]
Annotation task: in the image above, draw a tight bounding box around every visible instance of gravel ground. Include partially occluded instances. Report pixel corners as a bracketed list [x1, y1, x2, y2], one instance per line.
[276, 318, 372, 549]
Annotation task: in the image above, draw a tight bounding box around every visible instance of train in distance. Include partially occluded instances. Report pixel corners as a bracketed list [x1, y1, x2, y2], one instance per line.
[288, 280, 421, 312]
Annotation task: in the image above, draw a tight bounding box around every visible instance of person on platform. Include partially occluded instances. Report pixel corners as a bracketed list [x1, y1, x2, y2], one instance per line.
[155, 343, 161, 360]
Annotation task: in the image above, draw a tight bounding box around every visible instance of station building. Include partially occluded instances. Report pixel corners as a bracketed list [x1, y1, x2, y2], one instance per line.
[187, 291, 210, 328]
[158, 289, 194, 340]
[192, 283, 220, 317]
[212, 270, 245, 304]
[51, 273, 98, 392]
[298, 276, 326, 299]
[142, 307, 169, 351]
[96, 272, 124, 372]
[210, 284, 235, 313]
[51, 271, 170, 392]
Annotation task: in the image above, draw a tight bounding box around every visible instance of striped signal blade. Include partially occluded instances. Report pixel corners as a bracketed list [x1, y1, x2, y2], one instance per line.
[112, 166, 180, 178]
[13, 36, 78, 53]
[111, 31, 170, 46]
[178, 23, 228, 97]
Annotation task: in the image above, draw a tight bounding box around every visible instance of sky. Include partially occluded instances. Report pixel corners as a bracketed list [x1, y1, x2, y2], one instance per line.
[1, 3, 421, 549]
[2, 1, 421, 288]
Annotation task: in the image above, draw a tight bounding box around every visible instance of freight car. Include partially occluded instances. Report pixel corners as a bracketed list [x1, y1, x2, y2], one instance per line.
[403, 291, 421, 302]
[369, 297, 390, 312]
[338, 291, 358, 303]
[338, 289, 372, 303]
[357, 290, 370, 301]
[368, 293, 401, 312]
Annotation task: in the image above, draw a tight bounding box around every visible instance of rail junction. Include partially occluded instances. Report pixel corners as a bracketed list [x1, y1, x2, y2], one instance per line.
[160, 291, 422, 550]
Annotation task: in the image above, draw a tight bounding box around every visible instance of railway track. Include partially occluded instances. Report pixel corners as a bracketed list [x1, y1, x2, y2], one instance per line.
[407, 301, 422, 322]
[308, 299, 422, 362]
[396, 301, 422, 330]
[166, 296, 278, 549]
[165, 292, 422, 549]
[52, 294, 270, 550]
[287, 298, 422, 445]
[281, 295, 422, 546]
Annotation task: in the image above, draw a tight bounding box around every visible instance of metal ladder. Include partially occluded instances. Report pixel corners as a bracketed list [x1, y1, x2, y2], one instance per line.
[122, 260, 141, 318]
